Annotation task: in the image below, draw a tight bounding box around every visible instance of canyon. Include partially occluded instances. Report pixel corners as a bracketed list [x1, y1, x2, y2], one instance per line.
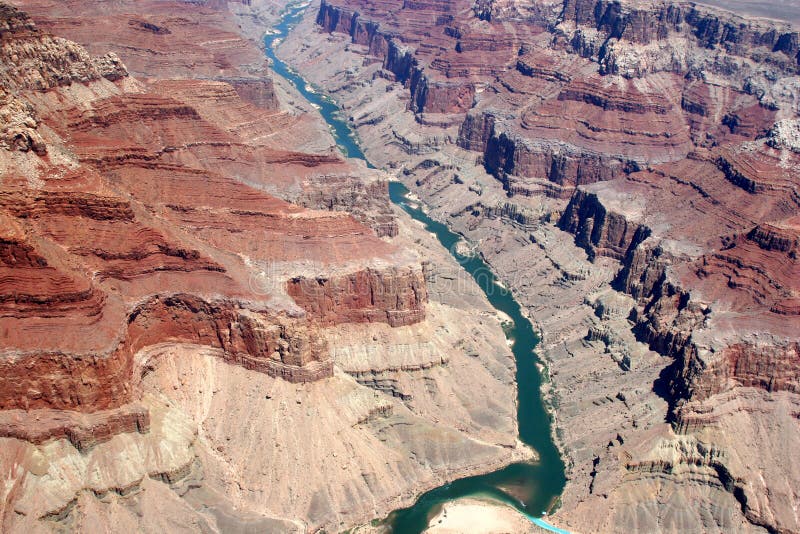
[277, 0, 800, 532]
[1, 0, 798, 532]
[0, 1, 532, 531]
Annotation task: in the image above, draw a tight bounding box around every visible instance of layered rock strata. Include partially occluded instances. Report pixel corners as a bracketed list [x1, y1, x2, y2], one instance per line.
[1, 0, 431, 431]
[0, 2, 529, 531]
[278, 0, 800, 531]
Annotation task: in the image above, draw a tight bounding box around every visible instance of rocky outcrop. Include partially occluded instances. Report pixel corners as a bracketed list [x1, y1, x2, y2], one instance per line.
[747, 223, 800, 256]
[128, 295, 332, 381]
[483, 130, 635, 198]
[15, 0, 277, 96]
[0, 403, 150, 451]
[292, 172, 399, 237]
[558, 189, 651, 260]
[766, 118, 800, 153]
[408, 73, 475, 114]
[686, 341, 800, 401]
[460, 110, 629, 198]
[457, 111, 496, 152]
[0, 5, 127, 90]
[559, 0, 800, 71]
[318, 0, 478, 114]
[218, 77, 279, 110]
[557, 79, 671, 114]
[0, 292, 333, 415]
[0, 88, 46, 154]
[288, 266, 427, 327]
[0, 230, 107, 319]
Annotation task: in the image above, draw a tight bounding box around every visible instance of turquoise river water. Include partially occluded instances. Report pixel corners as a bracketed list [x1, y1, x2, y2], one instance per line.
[265, 4, 568, 533]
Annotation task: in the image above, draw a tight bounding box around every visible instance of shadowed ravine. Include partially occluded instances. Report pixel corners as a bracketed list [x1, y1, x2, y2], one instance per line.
[266, 4, 568, 532]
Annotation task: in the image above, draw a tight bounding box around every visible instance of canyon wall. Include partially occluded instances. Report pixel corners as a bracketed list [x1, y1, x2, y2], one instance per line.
[0, 3, 542, 532]
[314, 0, 800, 417]
[0, 0, 427, 448]
[292, 0, 800, 531]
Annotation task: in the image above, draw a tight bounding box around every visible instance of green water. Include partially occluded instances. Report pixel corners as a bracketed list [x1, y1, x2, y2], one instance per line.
[265, 5, 566, 532]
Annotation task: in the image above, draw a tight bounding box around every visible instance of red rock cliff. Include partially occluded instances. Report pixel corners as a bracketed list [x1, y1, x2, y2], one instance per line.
[0, 2, 428, 448]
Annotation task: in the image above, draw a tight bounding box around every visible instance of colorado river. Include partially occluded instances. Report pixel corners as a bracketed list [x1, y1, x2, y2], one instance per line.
[266, 4, 567, 532]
